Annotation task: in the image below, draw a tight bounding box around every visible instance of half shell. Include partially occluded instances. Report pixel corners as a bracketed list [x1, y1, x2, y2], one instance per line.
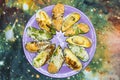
[36, 10, 51, 32]
[27, 27, 52, 41]
[25, 41, 50, 53]
[64, 48, 82, 71]
[48, 46, 64, 74]
[33, 44, 55, 68]
[62, 13, 80, 32]
[64, 23, 89, 36]
[69, 45, 89, 62]
[52, 3, 64, 31]
[66, 36, 92, 48]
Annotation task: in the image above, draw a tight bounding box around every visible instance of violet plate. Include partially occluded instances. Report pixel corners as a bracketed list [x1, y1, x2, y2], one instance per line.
[22, 5, 96, 78]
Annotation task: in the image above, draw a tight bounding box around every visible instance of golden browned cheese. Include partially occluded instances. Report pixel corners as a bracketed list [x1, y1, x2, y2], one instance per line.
[48, 63, 58, 74]
[25, 41, 50, 53]
[43, 44, 55, 62]
[77, 23, 89, 33]
[25, 42, 39, 53]
[33, 44, 55, 68]
[64, 23, 90, 36]
[44, 44, 55, 58]
[48, 46, 64, 73]
[64, 48, 82, 71]
[66, 36, 92, 48]
[64, 28, 75, 36]
[65, 57, 81, 70]
[52, 3, 64, 18]
[52, 3, 64, 31]
[52, 17, 63, 31]
[36, 10, 51, 32]
[62, 13, 80, 32]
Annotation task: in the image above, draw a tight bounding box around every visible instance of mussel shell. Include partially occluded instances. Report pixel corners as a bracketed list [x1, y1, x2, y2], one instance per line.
[25, 41, 39, 53]
[33, 51, 49, 68]
[52, 3, 64, 31]
[36, 10, 51, 32]
[62, 13, 80, 32]
[64, 23, 90, 36]
[48, 46, 64, 74]
[64, 48, 82, 71]
[25, 41, 50, 53]
[68, 45, 89, 62]
[76, 23, 89, 34]
[66, 36, 92, 48]
[27, 27, 52, 41]
[32, 44, 55, 68]
[52, 3, 64, 18]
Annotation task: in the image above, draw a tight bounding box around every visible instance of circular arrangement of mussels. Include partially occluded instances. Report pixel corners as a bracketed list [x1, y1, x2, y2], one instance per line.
[25, 3, 92, 74]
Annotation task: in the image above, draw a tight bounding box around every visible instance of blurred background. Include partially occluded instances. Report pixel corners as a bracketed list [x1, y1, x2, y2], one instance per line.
[0, 0, 120, 80]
